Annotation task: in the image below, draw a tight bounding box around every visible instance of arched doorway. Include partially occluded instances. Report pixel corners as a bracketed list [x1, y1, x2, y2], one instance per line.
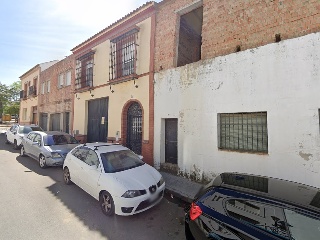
[126, 102, 142, 154]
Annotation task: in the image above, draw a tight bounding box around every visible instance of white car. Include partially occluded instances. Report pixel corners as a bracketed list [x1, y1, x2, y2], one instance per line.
[5, 124, 43, 149]
[63, 142, 165, 216]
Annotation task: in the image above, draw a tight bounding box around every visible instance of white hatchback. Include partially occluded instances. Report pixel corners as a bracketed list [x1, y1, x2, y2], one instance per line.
[63, 142, 165, 216]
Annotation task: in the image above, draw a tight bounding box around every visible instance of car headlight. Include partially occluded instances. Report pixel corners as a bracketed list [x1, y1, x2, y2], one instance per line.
[51, 152, 62, 158]
[122, 190, 147, 198]
[157, 176, 165, 187]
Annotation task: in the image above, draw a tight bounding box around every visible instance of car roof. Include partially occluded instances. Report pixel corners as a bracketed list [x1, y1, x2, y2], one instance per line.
[44, 131, 70, 135]
[209, 172, 320, 213]
[79, 142, 128, 153]
[27, 131, 70, 136]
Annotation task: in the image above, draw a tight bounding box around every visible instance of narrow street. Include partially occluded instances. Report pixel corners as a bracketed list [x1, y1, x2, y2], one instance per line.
[0, 131, 186, 240]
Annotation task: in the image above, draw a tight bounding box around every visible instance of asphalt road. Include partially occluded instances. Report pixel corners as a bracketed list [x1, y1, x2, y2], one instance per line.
[0, 131, 186, 240]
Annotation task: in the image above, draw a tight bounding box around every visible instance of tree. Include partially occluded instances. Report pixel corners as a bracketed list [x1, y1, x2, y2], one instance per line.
[0, 83, 10, 116]
[0, 81, 21, 119]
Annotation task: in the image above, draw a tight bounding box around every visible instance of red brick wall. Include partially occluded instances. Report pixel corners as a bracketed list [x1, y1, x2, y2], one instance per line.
[154, 0, 320, 71]
[38, 55, 75, 132]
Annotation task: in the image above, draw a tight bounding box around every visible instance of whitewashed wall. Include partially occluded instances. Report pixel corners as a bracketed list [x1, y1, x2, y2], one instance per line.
[154, 32, 320, 187]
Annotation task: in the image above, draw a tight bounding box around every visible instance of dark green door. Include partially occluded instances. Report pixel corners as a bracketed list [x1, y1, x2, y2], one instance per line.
[87, 98, 108, 142]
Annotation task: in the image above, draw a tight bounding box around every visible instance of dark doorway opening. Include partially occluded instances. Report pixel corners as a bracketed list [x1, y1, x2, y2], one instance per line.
[177, 7, 203, 67]
[165, 118, 178, 164]
[126, 102, 142, 155]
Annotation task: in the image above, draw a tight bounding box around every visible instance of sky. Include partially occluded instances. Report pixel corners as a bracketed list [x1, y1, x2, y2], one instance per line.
[0, 0, 154, 86]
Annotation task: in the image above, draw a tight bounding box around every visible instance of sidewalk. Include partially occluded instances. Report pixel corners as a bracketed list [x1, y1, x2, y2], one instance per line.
[160, 171, 204, 203]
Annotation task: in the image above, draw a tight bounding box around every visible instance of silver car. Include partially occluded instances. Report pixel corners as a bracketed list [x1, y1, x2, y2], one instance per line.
[5, 124, 43, 149]
[20, 131, 80, 168]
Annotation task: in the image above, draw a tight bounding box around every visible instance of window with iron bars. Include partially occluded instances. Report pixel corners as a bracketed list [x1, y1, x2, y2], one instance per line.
[218, 112, 268, 153]
[75, 52, 94, 89]
[109, 28, 138, 81]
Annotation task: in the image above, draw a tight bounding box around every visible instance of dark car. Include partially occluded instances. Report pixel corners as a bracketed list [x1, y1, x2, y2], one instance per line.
[185, 173, 320, 240]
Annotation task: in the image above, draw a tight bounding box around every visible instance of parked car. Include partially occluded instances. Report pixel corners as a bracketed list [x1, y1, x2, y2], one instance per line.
[63, 142, 165, 216]
[185, 172, 320, 240]
[20, 131, 80, 168]
[5, 124, 43, 149]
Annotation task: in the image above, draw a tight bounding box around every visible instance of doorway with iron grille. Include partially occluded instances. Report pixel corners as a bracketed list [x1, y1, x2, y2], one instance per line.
[126, 102, 142, 155]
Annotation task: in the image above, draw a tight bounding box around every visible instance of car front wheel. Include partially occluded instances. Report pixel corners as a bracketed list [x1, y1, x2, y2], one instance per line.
[39, 155, 47, 169]
[63, 167, 72, 185]
[20, 146, 26, 156]
[99, 191, 115, 216]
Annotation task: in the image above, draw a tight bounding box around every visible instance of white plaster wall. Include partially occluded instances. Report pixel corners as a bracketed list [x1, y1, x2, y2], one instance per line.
[154, 32, 320, 187]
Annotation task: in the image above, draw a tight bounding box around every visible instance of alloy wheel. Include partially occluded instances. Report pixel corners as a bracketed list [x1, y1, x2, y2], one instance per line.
[39, 155, 47, 168]
[63, 167, 72, 185]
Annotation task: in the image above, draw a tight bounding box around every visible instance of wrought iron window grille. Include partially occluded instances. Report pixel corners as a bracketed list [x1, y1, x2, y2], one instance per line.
[75, 51, 95, 90]
[109, 28, 139, 81]
[218, 112, 268, 153]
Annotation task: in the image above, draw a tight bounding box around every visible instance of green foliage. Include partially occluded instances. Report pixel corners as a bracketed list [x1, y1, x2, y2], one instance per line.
[0, 81, 21, 115]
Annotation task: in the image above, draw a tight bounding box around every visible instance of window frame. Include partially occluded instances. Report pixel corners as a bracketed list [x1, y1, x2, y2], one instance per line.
[47, 80, 51, 93]
[75, 52, 94, 90]
[109, 28, 139, 81]
[217, 112, 268, 153]
[66, 70, 71, 86]
[58, 73, 64, 88]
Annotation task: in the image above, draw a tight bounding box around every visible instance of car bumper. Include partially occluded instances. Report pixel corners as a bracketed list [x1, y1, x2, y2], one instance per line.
[45, 157, 65, 166]
[113, 183, 165, 216]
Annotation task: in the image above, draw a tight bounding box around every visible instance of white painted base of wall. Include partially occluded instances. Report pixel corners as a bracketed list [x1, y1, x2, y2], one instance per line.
[154, 32, 320, 187]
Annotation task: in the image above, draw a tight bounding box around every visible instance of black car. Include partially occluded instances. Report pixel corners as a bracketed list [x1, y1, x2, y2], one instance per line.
[185, 173, 320, 240]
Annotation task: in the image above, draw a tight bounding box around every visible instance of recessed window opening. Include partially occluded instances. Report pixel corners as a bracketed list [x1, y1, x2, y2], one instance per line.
[109, 29, 139, 81]
[218, 112, 268, 153]
[75, 51, 94, 89]
[177, 6, 203, 67]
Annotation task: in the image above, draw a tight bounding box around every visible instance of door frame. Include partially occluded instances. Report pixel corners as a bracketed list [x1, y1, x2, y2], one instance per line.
[121, 100, 144, 153]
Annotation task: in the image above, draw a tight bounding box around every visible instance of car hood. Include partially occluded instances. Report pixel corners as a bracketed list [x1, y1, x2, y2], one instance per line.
[110, 164, 161, 190]
[45, 144, 79, 153]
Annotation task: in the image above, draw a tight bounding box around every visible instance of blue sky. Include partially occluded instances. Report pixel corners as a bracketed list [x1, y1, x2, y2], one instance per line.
[0, 0, 152, 86]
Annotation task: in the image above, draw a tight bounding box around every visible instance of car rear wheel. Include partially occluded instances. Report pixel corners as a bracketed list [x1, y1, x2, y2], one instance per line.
[39, 155, 47, 169]
[13, 140, 18, 150]
[63, 167, 72, 185]
[20, 146, 26, 156]
[5, 137, 9, 144]
[99, 191, 115, 216]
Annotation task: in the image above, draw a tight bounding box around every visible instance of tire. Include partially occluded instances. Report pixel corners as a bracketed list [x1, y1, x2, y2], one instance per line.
[39, 155, 47, 169]
[5, 136, 9, 144]
[63, 167, 72, 185]
[20, 146, 26, 157]
[13, 140, 18, 150]
[99, 191, 115, 216]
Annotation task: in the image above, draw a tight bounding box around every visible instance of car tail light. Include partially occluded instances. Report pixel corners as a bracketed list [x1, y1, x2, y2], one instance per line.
[190, 202, 202, 220]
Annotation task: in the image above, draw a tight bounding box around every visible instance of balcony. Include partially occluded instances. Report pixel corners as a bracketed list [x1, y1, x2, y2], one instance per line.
[20, 90, 27, 99]
[28, 85, 37, 97]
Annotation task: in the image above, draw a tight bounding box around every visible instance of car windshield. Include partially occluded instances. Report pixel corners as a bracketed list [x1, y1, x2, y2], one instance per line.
[100, 150, 144, 173]
[18, 126, 43, 134]
[284, 209, 320, 240]
[43, 134, 78, 146]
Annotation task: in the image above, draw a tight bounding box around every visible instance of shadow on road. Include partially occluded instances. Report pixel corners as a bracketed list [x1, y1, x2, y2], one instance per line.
[0, 133, 185, 239]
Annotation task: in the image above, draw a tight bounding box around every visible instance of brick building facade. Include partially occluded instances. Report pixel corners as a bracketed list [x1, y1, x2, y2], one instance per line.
[154, 0, 320, 71]
[38, 55, 75, 133]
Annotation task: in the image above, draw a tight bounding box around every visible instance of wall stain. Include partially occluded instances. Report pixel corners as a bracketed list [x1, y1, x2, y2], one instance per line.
[299, 151, 313, 161]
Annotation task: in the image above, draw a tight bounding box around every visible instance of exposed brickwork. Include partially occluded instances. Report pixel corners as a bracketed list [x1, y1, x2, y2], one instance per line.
[38, 55, 75, 132]
[154, 0, 320, 71]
